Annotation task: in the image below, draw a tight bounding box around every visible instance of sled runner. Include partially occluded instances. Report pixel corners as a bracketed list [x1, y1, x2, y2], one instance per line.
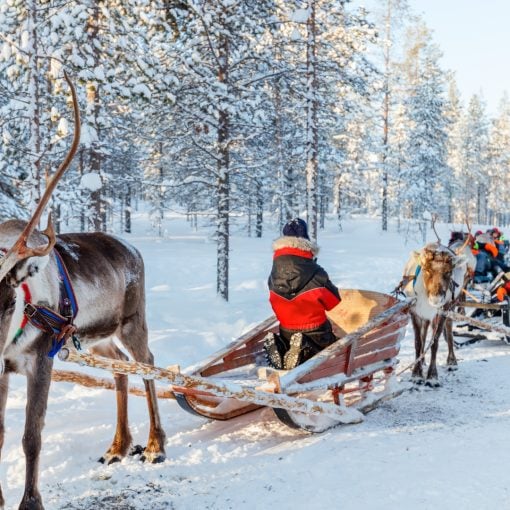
[171, 289, 411, 432]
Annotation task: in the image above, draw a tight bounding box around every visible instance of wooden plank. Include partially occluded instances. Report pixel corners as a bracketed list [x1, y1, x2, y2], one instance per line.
[51, 369, 176, 399]
[184, 315, 278, 375]
[202, 352, 262, 377]
[442, 310, 510, 337]
[456, 301, 505, 310]
[297, 352, 349, 383]
[350, 346, 399, 372]
[354, 334, 399, 357]
[284, 359, 396, 394]
[223, 343, 264, 362]
[355, 318, 408, 346]
[60, 350, 364, 422]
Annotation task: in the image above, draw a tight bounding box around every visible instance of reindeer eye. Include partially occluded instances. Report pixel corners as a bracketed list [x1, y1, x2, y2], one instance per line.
[7, 299, 16, 311]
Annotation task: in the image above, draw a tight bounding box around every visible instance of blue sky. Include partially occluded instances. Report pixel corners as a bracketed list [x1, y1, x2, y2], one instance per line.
[407, 0, 509, 115]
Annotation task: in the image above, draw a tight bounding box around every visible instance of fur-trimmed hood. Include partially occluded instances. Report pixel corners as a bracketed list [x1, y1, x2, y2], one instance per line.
[272, 236, 319, 257]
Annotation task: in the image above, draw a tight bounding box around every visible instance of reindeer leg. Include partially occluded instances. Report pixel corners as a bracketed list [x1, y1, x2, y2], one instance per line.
[420, 320, 429, 366]
[411, 315, 424, 383]
[444, 318, 458, 370]
[0, 373, 9, 509]
[426, 315, 447, 387]
[19, 349, 52, 510]
[120, 318, 166, 464]
[90, 341, 133, 464]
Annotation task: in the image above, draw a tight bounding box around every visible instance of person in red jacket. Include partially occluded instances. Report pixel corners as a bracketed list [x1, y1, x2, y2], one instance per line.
[264, 218, 341, 370]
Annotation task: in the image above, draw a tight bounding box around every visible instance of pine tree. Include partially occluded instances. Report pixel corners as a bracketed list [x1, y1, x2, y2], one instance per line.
[403, 46, 450, 229]
[463, 94, 489, 224]
[487, 94, 510, 225]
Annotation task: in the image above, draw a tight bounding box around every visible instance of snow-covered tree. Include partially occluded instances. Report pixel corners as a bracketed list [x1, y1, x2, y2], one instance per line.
[462, 94, 489, 224]
[487, 94, 510, 225]
[402, 45, 450, 228]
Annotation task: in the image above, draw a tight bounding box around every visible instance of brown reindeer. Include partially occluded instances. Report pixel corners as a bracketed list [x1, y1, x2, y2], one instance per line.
[0, 75, 165, 510]
[402, 242, 469, 386]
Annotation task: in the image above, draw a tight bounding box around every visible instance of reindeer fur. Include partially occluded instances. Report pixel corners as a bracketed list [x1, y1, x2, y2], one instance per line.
[403, 242, 469, 385]
[0, 220, 166, 510]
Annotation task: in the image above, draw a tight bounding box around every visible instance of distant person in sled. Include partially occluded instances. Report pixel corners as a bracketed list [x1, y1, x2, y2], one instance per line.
[472, 231, 499, 283]
[264, 218, 341, 370]
[489, 227, 510, 272]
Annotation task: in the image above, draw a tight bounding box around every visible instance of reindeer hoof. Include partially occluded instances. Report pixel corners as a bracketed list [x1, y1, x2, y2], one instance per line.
[425, 379, 441, 388]
[411, 376, 424, 385]
[447, 364, 458, 372]
[98, 454, 122, 465]
[140, 450, 166, 464]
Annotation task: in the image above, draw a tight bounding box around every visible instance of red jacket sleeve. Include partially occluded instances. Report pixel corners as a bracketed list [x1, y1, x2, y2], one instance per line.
[320, 287, 341, 311]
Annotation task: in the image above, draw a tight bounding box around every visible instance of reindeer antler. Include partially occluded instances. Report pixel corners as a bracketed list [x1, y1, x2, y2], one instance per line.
[0, 71, 80, 282]
[431, 213, 442, 245]
[455, 216, 473, 255]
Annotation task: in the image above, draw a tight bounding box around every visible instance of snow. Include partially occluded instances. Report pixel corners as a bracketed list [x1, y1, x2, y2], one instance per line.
[2, 214, 510, 509]
[289, 9, 310, 23]
[79, 173, 102, 192]
[132, 84, 151, 100]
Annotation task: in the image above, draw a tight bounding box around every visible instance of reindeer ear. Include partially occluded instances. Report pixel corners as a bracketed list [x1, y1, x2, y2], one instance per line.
[7, 255, 50, 287]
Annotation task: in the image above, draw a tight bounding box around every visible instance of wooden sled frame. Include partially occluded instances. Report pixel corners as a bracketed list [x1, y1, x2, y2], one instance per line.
[59, 290, 412, 433]
[172, 289, 411, 432]
[452, 298, 510, 346]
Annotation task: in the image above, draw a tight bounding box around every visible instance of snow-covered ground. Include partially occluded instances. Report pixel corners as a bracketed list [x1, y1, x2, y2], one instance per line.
[2, 215, 510, 510]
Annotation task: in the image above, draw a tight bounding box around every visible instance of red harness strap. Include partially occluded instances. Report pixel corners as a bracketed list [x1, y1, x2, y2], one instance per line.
[13, 283, 32, 341]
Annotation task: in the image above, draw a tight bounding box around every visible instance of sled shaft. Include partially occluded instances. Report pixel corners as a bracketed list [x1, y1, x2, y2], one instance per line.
[442, 309, 510, 336]
[60, 349, 363, 423]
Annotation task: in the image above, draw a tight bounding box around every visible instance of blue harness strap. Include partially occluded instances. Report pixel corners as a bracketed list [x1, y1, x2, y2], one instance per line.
[54, 250, 79, 319]
[413, 265, 421, 288]
[24, 249, 79, 358]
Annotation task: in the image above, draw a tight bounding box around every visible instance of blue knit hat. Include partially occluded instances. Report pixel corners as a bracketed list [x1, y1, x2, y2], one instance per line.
[282, 218, 309, 240]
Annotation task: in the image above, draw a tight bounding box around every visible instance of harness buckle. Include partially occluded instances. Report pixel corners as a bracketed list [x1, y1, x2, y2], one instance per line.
[24, 303, 38, 319]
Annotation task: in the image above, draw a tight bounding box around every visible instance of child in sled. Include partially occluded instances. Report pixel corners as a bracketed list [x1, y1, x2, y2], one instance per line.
[263, 218, 341, 370]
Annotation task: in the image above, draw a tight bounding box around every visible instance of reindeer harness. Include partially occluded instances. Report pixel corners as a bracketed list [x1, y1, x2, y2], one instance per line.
[15, 249, 79, 357]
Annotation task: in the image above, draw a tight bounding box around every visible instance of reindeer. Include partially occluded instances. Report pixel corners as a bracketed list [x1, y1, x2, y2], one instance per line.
[0, 74, 166, 510]
[402, 239, 470, 386]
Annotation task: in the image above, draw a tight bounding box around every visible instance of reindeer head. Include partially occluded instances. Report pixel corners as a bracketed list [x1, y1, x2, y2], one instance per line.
[420, 243, 466, 308]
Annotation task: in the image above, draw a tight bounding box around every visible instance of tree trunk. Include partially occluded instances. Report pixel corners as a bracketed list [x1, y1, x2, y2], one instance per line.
[87, 3, 103, 232]
[79, 148, 86, 232]
[158, 141, 165, 237]
[305, 0, 319, 240]
[381, 0, 392, 232]
[54, 203, 61, 235]
[124, 186, 131, 234]
[256, 180, 263, 238]
[319, 171, 326, 229]
[247, 195, 252, 237]
[216, 31, 230, 301]
[28, 1, 41, 210]
[273, 72, 293, 229]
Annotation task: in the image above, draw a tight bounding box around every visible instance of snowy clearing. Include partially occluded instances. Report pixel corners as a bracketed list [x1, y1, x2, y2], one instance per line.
[1, 215, 509, 510]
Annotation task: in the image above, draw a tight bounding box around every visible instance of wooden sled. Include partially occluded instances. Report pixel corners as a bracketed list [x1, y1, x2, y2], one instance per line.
[173, 289, 411, 432]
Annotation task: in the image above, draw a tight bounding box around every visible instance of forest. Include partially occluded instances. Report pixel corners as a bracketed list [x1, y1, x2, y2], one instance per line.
[1, 0, 508, 300]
